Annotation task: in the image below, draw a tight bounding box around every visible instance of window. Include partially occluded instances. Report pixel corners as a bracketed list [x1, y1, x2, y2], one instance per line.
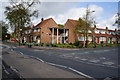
[34, 36, 37, 41]
[106, 31, 109, 34]
[25, 31, 28, 34]
[88, 30, 92, 33]
[34, 29, 37, 32]
[66, 31, 68, 36]
[29, 30, 31, 33]
[94, 29, 99, 33]
[78, 37, 85, 41]
[112, 38, 116, 41]
[101, 30, 106, 34]
[38, 29, 40, 32]
[88, 37, 92, 41]
[111, 32, 115, 35]
[100, 37, 106, 41]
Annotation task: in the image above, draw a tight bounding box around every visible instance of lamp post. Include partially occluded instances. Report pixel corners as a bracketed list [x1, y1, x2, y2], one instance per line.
[85, 6, 95, 48]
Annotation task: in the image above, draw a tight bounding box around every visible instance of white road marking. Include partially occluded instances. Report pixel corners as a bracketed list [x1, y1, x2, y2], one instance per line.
[68, 67, 94, 79]
[102, 61, 114, 65]
[84, 52, 89, 54]
[12, 47, 16, 48]
[7, 47, 10, 49]
[11, 49, 13, 51]
[34, 50, 44, 51]
[104, 77, 112, 80]
[36, 57, 44, 63]
[4, 69, 10, 75]
[78, 60, 118, 68]
[29, 56, 44, 62]
[10, 66, 18, 73]
[99, 57, 106, 60]
[71, 53, 75, 55]
[80, 58, 88, 61]
[112, 49, 117, 50]
[74, 57, 80, 59]
[118, 65, 120, 67]
[0, 55, 2, 59]
[46, 62, 67, 68]
[103, 50, 110, 52]
[89, 59, 100, 63]
[45, 62, 94, 79]
[19, 52, 23, 55]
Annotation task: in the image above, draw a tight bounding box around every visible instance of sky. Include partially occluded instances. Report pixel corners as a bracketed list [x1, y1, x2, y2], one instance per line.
[0, 0, 119, 33]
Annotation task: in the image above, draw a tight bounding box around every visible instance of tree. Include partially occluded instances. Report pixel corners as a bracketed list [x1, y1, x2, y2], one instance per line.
[75, 6, 95, 48]
[0, 21, 9, 41]
[5, 0, 40, 45]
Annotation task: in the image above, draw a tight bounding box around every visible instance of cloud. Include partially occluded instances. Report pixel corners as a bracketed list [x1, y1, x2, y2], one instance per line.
[39, 4, 104, 25]
[97, 14, 117, 30]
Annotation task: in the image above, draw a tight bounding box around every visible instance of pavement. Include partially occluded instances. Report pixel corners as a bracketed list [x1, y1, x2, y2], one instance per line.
[0, 44, 2, 80]
[2, 45, 85, 78]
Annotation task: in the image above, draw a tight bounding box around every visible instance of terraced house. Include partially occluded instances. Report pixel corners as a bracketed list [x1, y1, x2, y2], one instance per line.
[24, 18, 120, 44]
[64, 19, 120, 44]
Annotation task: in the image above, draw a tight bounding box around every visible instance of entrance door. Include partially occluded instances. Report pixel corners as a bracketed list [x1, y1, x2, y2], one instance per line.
[62, 37, 64, 44]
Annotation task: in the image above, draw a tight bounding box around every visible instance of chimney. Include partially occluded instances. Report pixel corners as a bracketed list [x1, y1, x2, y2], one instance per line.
[94, 24, 96, 28]
[41, 18, 44, 22]
[106, 27, 108, 30]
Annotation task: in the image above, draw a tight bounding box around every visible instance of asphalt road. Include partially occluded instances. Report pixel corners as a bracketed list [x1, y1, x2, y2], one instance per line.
[2, 45, 120, 79]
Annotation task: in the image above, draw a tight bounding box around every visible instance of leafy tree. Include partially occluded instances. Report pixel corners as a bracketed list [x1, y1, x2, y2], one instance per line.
[58, 24, 63, 28]
[75, 6, 95, 48]
[5, 0, 40, 45]
[0, 21, 9, 41]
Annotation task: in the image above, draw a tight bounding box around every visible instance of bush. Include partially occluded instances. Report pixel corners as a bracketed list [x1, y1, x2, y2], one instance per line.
[74, 41, 80, 46]
[88, 44, 94, 48]
[46, 43, 51, 47]
[34, 43, 38, 46]
[96, 44, 102, 47]
[52, 44, 57, 47]
[22, 43, 26, 45]
[78, 43, 83, 48]
[69, 43, 73, 45]
[40, 43, 44, 46]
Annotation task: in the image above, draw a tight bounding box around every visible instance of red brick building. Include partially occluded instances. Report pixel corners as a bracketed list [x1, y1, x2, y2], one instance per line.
[24, 18, 69, 44]
[24, 18, 120, 44]
[64, 19, 120, 44]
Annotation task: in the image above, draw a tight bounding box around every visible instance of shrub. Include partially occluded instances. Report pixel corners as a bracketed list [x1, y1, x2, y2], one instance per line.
[74, 41, 80, 46]
[46, 43, 51, 47]
[35, 43, 39, 46]
[22, 43, 26, 45]
[69, 43, 73, 45]
[78, 43, 83, 48]
[40, 43, 44, 46]
[52, 44, 57, 47]
[88, 44, 94, 48]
